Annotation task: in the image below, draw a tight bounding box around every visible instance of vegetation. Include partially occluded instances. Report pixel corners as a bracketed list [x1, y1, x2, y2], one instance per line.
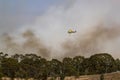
[0, 52, 119, 79]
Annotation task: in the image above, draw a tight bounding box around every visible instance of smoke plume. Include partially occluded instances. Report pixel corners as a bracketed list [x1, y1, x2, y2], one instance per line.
[0, 0, 120, 59]
[1, 30, 50, 58]
[62, 24, 120, 58]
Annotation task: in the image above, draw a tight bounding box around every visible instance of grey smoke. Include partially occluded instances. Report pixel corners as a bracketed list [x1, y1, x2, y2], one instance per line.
[0, 0, 120, 59]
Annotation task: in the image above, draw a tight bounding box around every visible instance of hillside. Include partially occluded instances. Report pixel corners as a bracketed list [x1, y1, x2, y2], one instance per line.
[48, 71, 120, 80]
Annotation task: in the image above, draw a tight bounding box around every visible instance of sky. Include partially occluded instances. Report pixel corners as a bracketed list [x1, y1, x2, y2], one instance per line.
[0, 0, 64, 34]
[0, 0, 120, 59]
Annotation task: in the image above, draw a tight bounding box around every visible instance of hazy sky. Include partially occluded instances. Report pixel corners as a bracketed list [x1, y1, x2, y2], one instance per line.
[1, 0, 119, 34]
[0, 0, 64, 34]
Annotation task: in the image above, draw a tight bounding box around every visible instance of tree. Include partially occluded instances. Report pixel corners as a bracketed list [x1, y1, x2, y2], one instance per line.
[0, 52, 118, 79]
[62, 57, 77, 76]
[89, 53, 117, 74]
[73, 56, 85, 75]
[115, 58, 120, 71]
[19, 54, 39, 78]
[1, 58, 19, 78]
[48, 59, 62, 77]
[82, 58, 90, 75]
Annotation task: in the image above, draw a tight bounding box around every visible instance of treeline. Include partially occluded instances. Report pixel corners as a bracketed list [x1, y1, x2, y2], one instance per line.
[0, 52, 120, 80]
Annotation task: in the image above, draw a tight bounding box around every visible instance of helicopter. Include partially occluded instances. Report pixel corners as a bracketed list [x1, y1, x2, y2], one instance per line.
[68, 29, 76, 34]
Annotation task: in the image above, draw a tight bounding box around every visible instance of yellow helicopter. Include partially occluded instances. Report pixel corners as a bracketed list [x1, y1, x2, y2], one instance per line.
[68, 29, 76, 34]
